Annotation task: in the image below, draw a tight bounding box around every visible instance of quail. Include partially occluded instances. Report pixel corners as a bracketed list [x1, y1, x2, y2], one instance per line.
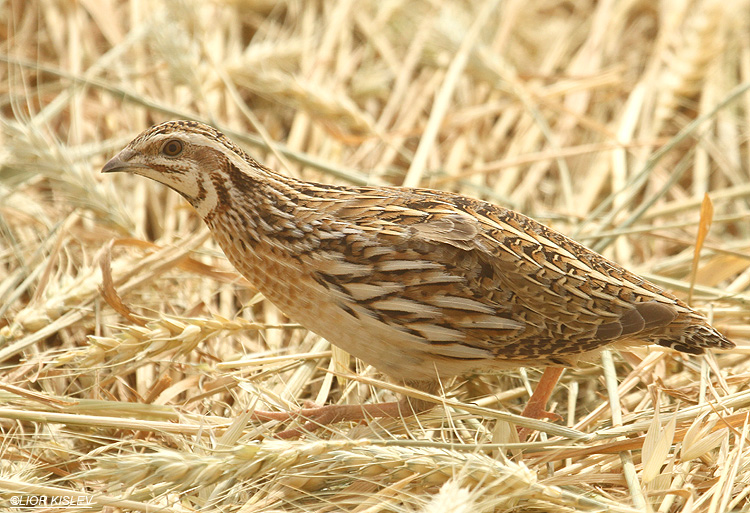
[102, 120, 734, 437]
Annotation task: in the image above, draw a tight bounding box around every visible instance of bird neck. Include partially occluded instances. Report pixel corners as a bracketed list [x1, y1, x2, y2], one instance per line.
[200, 159, 318, 246]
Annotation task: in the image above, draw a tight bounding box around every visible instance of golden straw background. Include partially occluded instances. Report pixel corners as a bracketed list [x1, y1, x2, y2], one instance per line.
[1, 1, 750, 511]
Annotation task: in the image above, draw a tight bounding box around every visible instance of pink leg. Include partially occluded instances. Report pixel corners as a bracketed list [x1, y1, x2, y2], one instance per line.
[252, 391, 436, 438]
[518, 366, 564, 441]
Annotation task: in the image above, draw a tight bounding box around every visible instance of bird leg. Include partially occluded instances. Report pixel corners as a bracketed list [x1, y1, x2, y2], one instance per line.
[251, 367, 566, 440]
[251, 388, 437, 439]
[518, 366, 564, 441]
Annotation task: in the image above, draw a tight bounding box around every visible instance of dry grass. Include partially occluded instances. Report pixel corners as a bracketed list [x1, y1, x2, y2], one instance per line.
[1, 0, 750, 511]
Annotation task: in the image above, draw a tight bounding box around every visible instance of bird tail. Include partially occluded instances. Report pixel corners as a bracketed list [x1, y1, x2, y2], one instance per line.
[655, 322, 734, 355]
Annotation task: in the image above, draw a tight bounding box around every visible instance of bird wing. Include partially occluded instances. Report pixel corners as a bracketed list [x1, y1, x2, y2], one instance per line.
[305, 188, 684, 359]
[455, 199, 682, 340]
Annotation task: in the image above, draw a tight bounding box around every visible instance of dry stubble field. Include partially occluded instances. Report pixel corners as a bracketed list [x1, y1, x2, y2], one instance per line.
[1, 1, 750, 511]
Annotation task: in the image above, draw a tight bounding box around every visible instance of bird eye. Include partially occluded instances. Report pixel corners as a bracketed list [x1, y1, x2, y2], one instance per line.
[161, 139, 183, 157]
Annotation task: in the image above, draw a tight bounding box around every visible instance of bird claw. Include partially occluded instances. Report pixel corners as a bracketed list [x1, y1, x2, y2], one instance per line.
[249, 399, 418, 438]
[250, 403, 364, 439]
[537, 410, 562, 422]
[518, 407, 562, 438]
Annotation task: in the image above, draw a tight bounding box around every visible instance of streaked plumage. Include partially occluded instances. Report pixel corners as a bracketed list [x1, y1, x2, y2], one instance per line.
[103, 120, 734, 434]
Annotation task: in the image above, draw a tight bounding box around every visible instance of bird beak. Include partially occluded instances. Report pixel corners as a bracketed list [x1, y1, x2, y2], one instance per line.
[102, 148, 146, 174]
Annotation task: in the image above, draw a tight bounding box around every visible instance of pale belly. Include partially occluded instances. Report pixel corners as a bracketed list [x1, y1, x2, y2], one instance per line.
[211, 230, 480, 382]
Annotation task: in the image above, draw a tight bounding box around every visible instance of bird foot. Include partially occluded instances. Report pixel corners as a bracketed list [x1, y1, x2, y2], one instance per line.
[517, 367, 565, 441]
[517, 401, 563, 441]
[250, 399, 418, 439]
[251, 403, 355, 438]
[520, 403, 563, 422]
